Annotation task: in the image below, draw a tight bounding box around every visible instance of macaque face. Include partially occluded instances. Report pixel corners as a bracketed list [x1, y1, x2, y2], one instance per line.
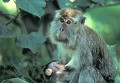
[49, 8, 84, 44]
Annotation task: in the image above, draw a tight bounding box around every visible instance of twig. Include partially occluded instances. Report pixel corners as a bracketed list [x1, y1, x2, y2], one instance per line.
[17, 18, 27, 34]
[5, 11, 21, 26]
[0, 13, 16, 17]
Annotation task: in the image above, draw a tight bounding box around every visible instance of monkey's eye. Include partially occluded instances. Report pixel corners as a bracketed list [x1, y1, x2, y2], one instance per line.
[66, 20, 71, 24]
[59, 18, 64, 23]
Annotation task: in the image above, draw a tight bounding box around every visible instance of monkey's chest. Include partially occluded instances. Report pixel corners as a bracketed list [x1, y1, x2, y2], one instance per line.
[58, 46, 79, 68]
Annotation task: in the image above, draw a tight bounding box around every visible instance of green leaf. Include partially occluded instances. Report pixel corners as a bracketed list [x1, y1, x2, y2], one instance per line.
[2, 0, 10, 3]
[16, 0, 46, 17]
[85, 5, 120, 45]
[91, 0, 107, 3]
[57, 0, 91, 10]
[75, 0, 91, 7]
[16, 32, 46, 54]
[57, 0, 72, 8]
[0, 22, 15, 38]
[1, 78, 28, 83]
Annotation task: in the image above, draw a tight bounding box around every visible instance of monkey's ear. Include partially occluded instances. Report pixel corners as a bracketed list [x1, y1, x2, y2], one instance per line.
[80, 16, 86, 24]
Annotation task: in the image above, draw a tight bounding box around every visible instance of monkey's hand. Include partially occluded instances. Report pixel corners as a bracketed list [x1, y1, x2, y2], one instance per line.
[45, 68, 53, 76]
[65, 66, 75, 71]
[44, 61, 66, 76]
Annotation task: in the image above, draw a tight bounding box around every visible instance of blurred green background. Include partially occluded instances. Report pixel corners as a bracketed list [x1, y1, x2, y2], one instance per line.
[0, 0, 120, 83]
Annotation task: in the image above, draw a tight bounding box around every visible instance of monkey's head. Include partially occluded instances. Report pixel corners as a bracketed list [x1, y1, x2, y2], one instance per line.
[49, 8, 86, 47]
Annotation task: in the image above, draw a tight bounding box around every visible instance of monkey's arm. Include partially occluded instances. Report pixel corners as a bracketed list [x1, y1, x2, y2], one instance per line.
[78, 65, 107, 83]
[44, 61, 78, 83]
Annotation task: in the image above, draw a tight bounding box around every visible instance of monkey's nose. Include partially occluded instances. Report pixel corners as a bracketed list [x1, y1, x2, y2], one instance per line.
[60, 28, 64, 32]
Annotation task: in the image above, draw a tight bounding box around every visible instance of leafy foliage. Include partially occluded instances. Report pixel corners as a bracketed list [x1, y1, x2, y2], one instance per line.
[57, 0, 108, 12]
[16, 32, 46, 54]
[16, 0, 46, 17]
[1, 78, 28, 83]
[0, 22, 15, 38]
[85, 5, 120, 45]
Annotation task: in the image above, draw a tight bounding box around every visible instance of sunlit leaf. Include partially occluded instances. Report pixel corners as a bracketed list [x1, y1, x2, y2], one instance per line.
[70, 0, 75, 2]
[16, 32, 46, 54]
[16, 0, 46, 17]
[1, 78, 28, 83]
[0, 22, 15, 38]
[85, 5, 120, 45]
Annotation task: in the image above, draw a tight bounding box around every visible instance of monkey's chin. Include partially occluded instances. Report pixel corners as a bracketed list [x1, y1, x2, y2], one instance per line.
[55, 36, 68, 43]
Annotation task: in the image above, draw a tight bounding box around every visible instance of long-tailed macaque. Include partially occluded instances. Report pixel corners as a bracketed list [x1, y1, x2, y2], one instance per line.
[48, 8, 117, 83]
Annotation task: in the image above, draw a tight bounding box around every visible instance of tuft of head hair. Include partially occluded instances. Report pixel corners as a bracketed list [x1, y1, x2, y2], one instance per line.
[56, 8, 82, 18]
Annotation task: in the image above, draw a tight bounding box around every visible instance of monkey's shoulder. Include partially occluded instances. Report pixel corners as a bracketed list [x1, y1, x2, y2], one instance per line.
[83, 26, 108, 51]
[84, 26, 104, 42]
[85, 26, 100, 37]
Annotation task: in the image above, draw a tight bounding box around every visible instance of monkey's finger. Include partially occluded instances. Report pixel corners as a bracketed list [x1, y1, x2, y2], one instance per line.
[65, 66, 75, 71]
[45, 68, 53, 76]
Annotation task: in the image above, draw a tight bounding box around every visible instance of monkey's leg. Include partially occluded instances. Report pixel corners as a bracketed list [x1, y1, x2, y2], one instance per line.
[98, 58, 117, 83]
[78, 66, 106, 83]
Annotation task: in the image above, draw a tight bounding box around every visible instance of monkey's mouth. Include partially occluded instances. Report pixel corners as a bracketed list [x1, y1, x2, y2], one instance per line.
[54, 29, 68, 43]
[55, 36, 68, 43]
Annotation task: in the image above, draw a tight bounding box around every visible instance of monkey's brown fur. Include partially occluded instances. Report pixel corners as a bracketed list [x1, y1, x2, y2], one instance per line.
[48, 8, 117, 83]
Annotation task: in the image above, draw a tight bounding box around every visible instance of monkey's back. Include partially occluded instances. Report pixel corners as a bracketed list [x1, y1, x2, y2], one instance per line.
[85, 26, 116, 82]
